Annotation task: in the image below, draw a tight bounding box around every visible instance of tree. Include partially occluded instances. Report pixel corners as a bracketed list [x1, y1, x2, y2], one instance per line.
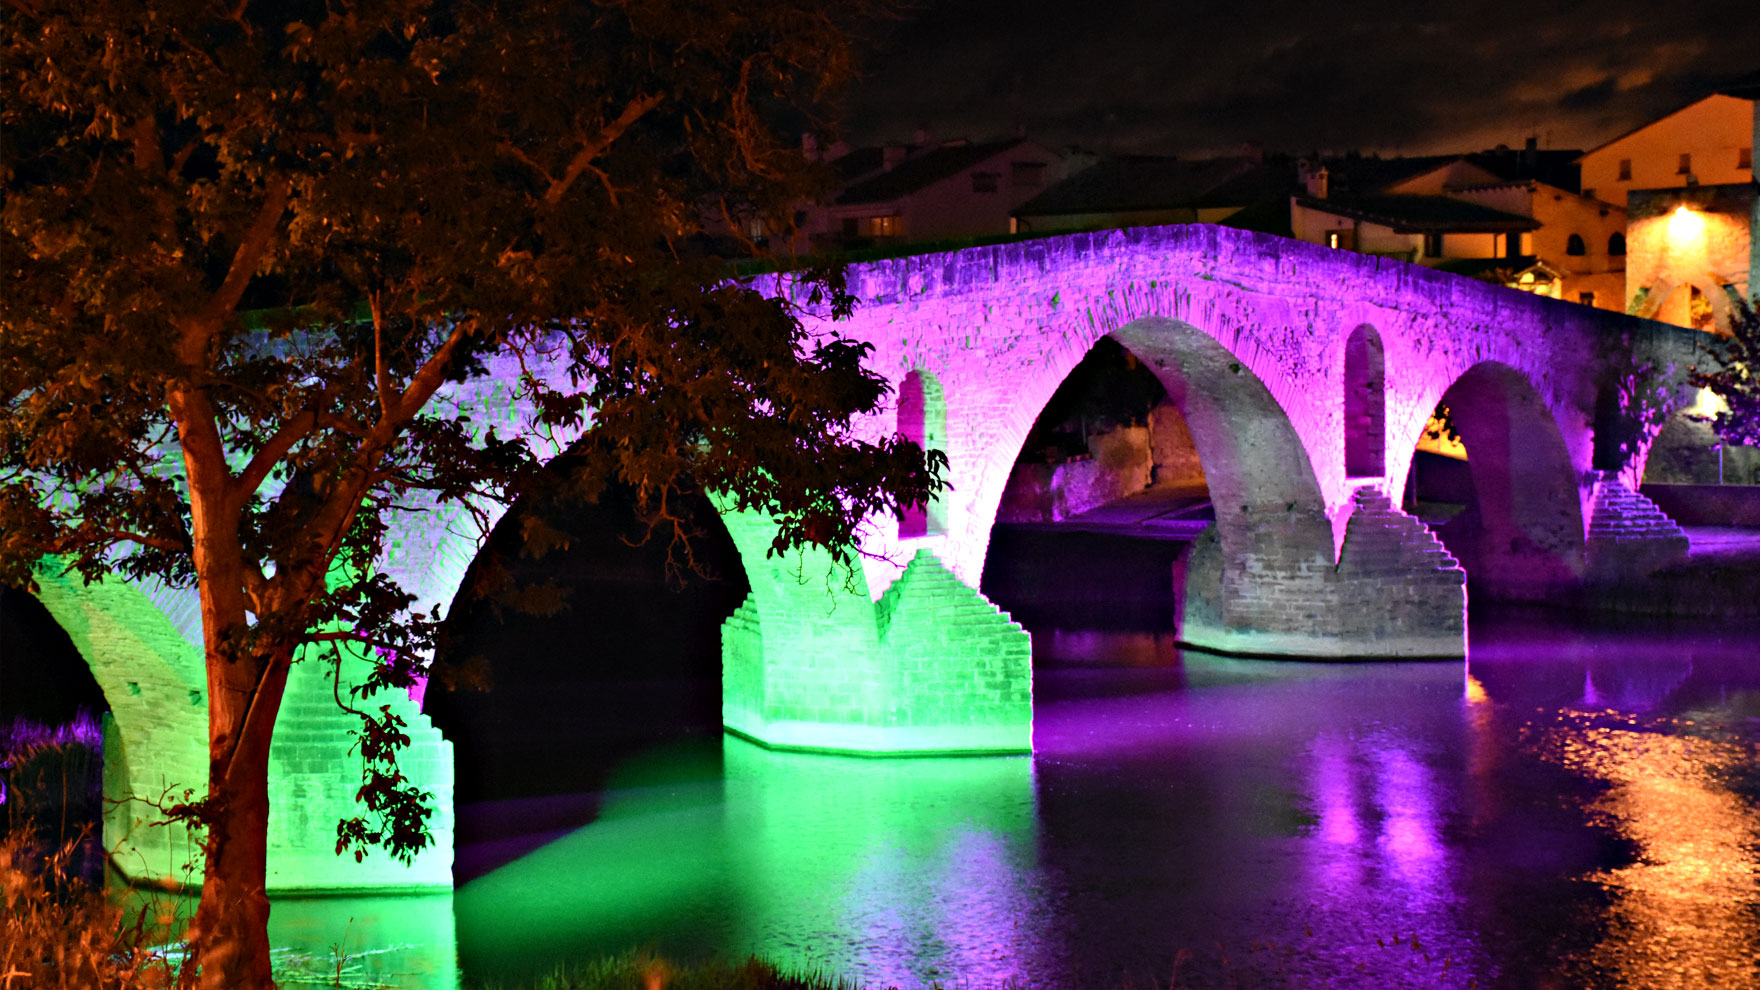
[0, 1, 936, 987]
[1691, 295, 1760, 448]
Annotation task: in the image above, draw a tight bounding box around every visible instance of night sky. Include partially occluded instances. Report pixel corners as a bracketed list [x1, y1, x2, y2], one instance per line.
[844, 0, 1760, 157]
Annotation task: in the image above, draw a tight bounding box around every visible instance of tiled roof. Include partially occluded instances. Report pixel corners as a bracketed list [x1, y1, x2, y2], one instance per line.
[834, 138, 1034, 205]
[1295, 194, 1540, 232]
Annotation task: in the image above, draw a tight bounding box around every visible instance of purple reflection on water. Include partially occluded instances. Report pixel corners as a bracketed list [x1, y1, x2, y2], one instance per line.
[456, 608, 1760, 990]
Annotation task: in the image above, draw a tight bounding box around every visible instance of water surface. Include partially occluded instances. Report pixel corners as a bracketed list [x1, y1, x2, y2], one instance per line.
[444, 608, 1760, 989]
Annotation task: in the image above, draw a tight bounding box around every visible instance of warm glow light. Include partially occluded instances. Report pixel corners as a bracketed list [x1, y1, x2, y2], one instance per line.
[1666, 204, 1705, 242]
[1684, 385, 1729, 419]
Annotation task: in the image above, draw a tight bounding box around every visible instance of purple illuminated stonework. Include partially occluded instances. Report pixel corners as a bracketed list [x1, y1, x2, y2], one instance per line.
[32, 224, 1706, 891]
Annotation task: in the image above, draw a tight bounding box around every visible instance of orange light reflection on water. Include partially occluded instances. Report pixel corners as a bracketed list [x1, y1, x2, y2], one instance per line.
[1539, 717, 1760, 987]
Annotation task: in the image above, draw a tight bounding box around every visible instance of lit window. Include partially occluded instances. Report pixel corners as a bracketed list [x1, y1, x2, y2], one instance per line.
[1741, 147, 1753, 170]
[1011, 162, 1046, 188]
[1422, 232, 1444, 257]
[867, 215, 899, 237]
[971, 172, 1000, 194]
[1565, 234, 1586, 256]
[1677, 152, 1692, 175]
[1326, 231, 1340, 249]
[1608, 232, 1626, 256]
[1617, 158, 1632, 181]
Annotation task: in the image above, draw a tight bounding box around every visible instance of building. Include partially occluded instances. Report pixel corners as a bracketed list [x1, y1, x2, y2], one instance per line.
[1288, 146, 1628, 309]
[799, 136, 1064, 250]
[1579, 89, 1756, 207]
[1576, 76, 1759, 330]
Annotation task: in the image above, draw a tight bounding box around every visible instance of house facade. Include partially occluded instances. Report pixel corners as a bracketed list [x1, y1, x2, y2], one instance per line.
[1574, 80, 1759, 330]
[802, 137, 1064, 249]
[1579, 91, 1756, 207]
[1288, 151, 1627, 309]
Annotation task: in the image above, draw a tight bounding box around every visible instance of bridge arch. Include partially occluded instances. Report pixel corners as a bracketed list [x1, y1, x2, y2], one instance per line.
[1426, 361, 1586, 599]
[1634, 276, 1736, 333]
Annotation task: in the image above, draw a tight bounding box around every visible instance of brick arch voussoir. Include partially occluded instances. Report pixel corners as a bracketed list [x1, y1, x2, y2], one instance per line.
[1110, 316, 1335, 562]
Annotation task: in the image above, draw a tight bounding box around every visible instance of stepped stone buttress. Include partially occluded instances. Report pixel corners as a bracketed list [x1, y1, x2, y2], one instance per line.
[1181, 486, 1466, 658]
[1585, 471, 1690, 582]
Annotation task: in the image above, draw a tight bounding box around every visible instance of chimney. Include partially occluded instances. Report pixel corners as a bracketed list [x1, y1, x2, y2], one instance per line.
[883, 144, 908, 170]
[1523, 135, 1538, 171]
[1305, 165, 1330, 199]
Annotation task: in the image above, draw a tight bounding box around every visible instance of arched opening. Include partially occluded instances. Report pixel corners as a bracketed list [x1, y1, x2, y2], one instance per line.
[0, 584, 109, 875]
[897, 368, 948, 538]
[1636, 278, 1734, 332]
[1344, 325, 1386, 479]
[426, 460, 748, 879]
[1608, 232, 1626, 256]
[982, 319, 1333, 654]
[1406, 362, 1585, 600]
[1566, 234, 1587, 256]
[983, 336, 1207, 628]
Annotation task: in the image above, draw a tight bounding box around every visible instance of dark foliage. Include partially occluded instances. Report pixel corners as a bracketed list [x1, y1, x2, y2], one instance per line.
[1, 0, 929, 984]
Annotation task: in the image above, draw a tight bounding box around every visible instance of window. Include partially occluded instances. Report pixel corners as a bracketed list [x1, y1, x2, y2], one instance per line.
[1565, 234, 1586, 256]
[1617, 158, 1632, 181]
[1325, 229, 1354, 250]
[1677, 152, 1692, 175]
[1741, 147, 1754, 170]
[1578, 292, 1597, 307]
[1422, 232, 1444, 257]
[1011, 162, 1046, 188]
[971, 171, 999, 194]
[1608, 232, 1626, 256]
[846, 215, 897, 238]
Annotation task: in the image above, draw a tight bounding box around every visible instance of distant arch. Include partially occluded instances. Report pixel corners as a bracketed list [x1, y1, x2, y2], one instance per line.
[1344, 325, 1386, 479]
[1608, 232, 1626, 256]
[1430, 361, 1585, 599]
[1636, 277, 1734, 332]
[897, 368, 949, 538]
[1566, 234, 1587, 256]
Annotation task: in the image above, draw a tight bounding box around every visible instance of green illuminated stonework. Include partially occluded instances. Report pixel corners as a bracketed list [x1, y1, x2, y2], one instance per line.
[722, 545, 1033, 756]
[31, 566, 452, 892]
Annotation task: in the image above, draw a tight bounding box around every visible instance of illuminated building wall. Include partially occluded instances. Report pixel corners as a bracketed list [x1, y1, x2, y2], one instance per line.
[1625, 184, 1758, 331]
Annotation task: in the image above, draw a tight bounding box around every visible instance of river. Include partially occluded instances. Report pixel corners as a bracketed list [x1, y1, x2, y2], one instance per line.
[260, 605, 1760, 989]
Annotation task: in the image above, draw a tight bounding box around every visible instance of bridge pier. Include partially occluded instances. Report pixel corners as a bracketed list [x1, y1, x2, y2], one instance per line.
[719, 529, 1032, 755]
[29, 565, 454, 892]
[1181, 487, 1467, 658]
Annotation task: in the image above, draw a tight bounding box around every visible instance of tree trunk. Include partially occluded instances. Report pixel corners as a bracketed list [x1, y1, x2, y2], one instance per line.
[180, 646, 292, 990]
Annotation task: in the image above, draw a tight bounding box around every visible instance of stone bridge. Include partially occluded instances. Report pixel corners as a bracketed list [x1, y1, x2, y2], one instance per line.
[30, 223, 1708, 892]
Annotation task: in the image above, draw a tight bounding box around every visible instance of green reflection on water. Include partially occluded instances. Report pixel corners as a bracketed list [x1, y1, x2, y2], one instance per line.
[456, 736, 1039, 987]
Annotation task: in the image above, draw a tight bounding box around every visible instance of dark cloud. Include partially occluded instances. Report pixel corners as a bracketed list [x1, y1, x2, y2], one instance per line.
[841, 0, 1760, 156]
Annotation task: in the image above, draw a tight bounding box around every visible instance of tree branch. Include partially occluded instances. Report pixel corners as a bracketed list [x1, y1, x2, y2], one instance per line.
[201, 176, 292, 330]
[542, 93, 664, 208]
